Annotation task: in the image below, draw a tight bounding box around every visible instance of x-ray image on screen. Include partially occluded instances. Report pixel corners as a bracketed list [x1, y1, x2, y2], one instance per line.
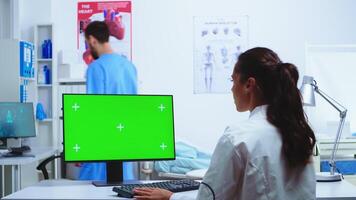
[0, 103, 36, 138]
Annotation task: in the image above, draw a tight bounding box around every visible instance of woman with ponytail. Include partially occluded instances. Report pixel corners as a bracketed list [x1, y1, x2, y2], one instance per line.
[134, 47, 316, 200]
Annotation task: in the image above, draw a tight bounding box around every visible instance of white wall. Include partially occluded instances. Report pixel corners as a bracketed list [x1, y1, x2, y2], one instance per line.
[49, 0, 356, 151]
[306, 46, 356, 138]
[0, 0, 11, 39]
[19, 0, 51, 42]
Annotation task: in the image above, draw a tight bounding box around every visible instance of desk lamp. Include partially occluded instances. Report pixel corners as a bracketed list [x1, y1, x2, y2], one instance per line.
[300, 76, 347, 182]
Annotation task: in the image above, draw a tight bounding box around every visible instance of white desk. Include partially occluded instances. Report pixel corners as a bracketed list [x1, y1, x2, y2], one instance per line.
[185, 169, 207, 179]
[317, 181, 356, 199]
[3, 180, 198, 200]
[0, 147, 58, 194]
[3, 179, 356, 200]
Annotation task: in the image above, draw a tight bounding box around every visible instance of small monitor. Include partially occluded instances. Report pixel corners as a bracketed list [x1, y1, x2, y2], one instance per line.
[0, 102, 36, 139]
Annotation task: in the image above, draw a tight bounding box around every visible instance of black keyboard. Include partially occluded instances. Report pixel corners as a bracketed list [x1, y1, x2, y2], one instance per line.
[112, 179, 200, 198]
[10, 145, 31, 152]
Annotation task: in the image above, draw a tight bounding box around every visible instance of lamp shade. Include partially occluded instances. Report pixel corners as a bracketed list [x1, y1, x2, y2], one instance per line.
[300, 76, 316, 107]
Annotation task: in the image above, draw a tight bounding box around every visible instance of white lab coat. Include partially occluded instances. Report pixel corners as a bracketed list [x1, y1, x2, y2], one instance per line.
[171, 105, 316, 200]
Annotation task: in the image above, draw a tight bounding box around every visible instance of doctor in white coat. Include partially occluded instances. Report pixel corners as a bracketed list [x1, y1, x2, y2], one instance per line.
[134, 47, 316, 200]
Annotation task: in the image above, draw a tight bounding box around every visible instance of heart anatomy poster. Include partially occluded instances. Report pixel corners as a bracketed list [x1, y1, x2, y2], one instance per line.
[77, 1, 132, 65]
[193, 16, 248, 94]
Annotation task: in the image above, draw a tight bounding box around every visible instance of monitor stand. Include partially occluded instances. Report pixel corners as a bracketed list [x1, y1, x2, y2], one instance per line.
[92, 161, 123, 187]
[0, 138, 7, 149]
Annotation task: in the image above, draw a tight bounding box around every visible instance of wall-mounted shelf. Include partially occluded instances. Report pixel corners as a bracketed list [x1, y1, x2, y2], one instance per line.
[20, 77, 36, 81]
[34, 23, 59, 181]
[58, 78, 86, 84]
[37, 118, 53, 123]
[37, 84, 52, 87]
[37, 59, 52, 62]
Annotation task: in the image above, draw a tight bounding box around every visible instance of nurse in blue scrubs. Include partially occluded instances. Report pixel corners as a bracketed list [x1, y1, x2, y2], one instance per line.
[79, 21, 138, 181]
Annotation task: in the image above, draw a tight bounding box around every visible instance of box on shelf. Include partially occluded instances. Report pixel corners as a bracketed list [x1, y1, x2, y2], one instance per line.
[58, 50, 86, 79]
[59, 50, 82, 65]
[59, 63, 86, 80]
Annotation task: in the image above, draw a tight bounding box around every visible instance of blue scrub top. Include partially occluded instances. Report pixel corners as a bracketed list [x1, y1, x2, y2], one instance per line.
[86, 53, 137, 95]
[79, 53, 138, 181]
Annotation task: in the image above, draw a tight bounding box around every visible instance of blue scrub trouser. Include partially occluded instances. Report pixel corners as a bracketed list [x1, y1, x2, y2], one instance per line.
[78, 162, 135, 180]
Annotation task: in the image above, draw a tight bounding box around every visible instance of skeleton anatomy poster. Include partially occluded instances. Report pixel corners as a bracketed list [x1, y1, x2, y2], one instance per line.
[77, 1, 132, 65]
[193, 16, 248, 94]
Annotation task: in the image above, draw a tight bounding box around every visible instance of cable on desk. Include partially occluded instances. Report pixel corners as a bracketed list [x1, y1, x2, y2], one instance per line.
[201, 182, 215, 200]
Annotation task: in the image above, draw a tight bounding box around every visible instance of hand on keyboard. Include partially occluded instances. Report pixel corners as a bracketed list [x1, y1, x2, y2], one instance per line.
[133, 188, 173, 200]
[112, 179, 200, 198]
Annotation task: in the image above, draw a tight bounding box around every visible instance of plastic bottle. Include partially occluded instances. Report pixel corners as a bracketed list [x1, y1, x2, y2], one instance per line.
[38, 66, 46, 84]
[31, 67, 35, 78]
[50, 39, 52, 58]
[36, 103, 47, 120]
[47, 39, 52, 59]
[44, 65, 51, 84]
[42, 40, 48, 58]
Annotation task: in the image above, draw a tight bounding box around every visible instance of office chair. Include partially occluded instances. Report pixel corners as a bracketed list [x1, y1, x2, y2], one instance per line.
[37, 153, 143, 180]
[36, 152, 65, 179]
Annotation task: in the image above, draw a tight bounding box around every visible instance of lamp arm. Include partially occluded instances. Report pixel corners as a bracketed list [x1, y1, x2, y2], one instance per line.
[329, 113, 347, 175]
[313, 85, 347, 115]
[311, 82, 348, 175]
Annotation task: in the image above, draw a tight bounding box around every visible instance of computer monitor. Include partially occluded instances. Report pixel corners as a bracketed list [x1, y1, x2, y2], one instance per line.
[62, 94, 175, 186]
[0, 102, 36, 139]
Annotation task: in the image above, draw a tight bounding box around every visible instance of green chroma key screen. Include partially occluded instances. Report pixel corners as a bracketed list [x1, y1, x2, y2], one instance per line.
[63, 94, 175, 162]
